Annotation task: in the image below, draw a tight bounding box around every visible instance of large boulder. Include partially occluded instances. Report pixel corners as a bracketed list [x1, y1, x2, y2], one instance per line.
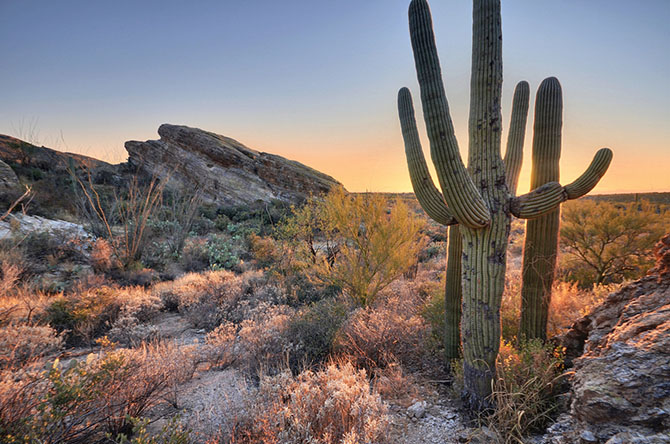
[549, 235, 670, 443]
[125, 124, 343, 206]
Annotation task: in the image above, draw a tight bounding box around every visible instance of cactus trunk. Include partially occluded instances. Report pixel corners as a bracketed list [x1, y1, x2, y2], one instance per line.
[459, 0, 509, 408]
[519, 78, 562, 340]
[444, 225, 462, 360]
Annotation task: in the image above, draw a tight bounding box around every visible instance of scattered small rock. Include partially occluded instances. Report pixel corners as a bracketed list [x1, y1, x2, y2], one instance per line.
[580, 430, 598, 443]
[407, 401, 427, 419]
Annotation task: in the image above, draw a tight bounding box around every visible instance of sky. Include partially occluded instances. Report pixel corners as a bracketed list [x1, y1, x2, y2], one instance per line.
[1, 0, 669, 194]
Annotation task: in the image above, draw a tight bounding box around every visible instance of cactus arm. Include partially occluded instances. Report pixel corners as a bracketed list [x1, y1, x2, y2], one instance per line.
[408, 0, 490, 229]
[398, 88, 458, 226]
[510, 148, 613, 219]
[503, 81, 530, 195]
[564, 148, 613, 199]
[510, 181, 565, 219]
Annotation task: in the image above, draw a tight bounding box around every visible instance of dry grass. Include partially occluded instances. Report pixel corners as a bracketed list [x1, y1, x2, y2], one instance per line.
[477, 340, 565, 444]
[547, 281, 619, 336]
[501, 270, 618, 340]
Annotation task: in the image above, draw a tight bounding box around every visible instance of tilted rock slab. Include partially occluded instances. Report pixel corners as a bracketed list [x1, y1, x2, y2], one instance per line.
[125, 124, 342, 206]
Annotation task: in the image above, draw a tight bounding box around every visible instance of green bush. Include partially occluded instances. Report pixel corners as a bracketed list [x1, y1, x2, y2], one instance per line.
[560, 199, 667, 287]
[207, 234, 243, 271]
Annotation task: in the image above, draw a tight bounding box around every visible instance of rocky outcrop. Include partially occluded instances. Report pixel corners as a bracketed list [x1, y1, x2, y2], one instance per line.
[0, 159, 19, 191]
[125, 124, 342, 207]
[549, 235, 670, 443]
[0, 214, 90, 240]
[0, 134, 111, 172]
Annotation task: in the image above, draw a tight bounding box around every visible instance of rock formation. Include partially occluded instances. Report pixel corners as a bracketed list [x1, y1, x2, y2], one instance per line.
[125, 124, 342, 206]
[0, 134, 110, 172]
[0, 159, 19, 192]
[549, 234, 670, 443]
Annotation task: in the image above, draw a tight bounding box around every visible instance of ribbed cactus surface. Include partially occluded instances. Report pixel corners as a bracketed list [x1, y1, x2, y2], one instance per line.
[398, 0, 612, 409]
[520, 77, 562, 341]
[444, 225, 462, 360]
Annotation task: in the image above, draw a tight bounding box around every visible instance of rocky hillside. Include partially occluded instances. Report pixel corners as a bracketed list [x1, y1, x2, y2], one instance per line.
[125, 124, 343, 206]
[0, 134, 111, 173]
[549, 234, 670, 443]
[0, 127, 343, 214]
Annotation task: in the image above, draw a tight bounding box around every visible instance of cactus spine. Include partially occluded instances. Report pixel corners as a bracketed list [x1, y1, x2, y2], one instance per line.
[520, 78, 562, 341]
[398, 0, 613, 409]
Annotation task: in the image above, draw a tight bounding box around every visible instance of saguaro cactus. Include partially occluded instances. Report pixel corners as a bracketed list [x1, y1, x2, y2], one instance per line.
[398, 0, 612, 409]
[399, 81, 529, 362]
[519, 77, 562, 341]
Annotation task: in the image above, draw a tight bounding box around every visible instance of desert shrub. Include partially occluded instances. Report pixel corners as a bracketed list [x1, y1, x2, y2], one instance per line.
[0, 362, 45, 441]
[0, 249, 25, 297]
[179, 238, 210, 272]
[0, 341, 198, 443]
[560, 199, 667, 287]
[152, 188, 203, 255]
[335, 280, 428, 370]
[153, 270, 284, 331]
[232, 361, 389, 444]
[70, 168, 165, 269]
[479, 339, 565, 444]
[285, 297, 350, 371]
[90, 238, 117, 273]
[371, 363, 421, 408]
[247, 232, 280, 269]
[316, 190, 426, 306]
[43, 285, 161, 344]
[21, 231, 88, 267]
[420, 268, 451, 352]
[178, 234, 246, 273]
[108, 316, 160, 347]
[276, 189, 426, 307]
[0, 287, 52, 327]
[205, 302, 294, 374]
[0, 250, 53, 326]
[152, 270, 244, 329]
[0, 325, 63, 370]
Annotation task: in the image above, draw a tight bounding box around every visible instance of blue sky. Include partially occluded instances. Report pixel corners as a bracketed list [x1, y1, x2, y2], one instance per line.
[1, 0, 668, 192]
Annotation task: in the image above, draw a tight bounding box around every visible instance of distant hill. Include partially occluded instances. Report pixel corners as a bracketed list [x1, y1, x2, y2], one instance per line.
[584, 192, 670, 205]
